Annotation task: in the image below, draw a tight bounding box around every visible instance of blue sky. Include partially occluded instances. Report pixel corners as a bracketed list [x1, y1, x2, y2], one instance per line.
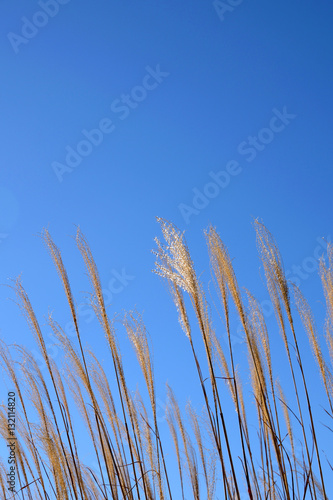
[1, 0, 333, 496]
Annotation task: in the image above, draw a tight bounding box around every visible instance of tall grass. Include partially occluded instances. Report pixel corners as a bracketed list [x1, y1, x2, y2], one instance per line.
[0, 219, 332, 499]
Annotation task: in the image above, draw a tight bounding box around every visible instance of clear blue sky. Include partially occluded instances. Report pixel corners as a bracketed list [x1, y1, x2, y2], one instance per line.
[1, 0, 333, 496]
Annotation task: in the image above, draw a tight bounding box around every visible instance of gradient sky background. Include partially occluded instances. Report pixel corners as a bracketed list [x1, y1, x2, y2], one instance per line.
[1, 0, 333, 496]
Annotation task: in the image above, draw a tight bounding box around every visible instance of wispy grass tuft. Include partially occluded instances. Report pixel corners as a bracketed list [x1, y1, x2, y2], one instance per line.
[0, 220, 332, 499]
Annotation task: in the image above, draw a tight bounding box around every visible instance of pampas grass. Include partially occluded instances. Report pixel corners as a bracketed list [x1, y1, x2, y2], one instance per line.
[0, 219, 332, 499]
